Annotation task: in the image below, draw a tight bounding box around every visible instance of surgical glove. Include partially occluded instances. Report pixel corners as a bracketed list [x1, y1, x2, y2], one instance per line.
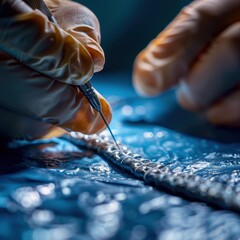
[133, 0, 240, 126]
[0, 0, 111, 140]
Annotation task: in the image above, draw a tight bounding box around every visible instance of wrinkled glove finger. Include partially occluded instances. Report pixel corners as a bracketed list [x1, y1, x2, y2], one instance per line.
[0, 54, 112, 136]
[133, 0, 240, 96]
[67, 27, 104, 73]
[177, 22, 240, 111]
[46, 0, 101, 43]
[46, 0, 105, 72]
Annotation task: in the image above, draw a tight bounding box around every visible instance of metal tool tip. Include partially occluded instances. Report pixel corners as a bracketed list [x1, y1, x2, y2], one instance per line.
[99, 111, 120, 150]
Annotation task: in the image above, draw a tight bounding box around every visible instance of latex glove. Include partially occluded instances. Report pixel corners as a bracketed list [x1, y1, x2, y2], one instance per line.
[133, 0, 240, 127]
[0, 0, 111, 140]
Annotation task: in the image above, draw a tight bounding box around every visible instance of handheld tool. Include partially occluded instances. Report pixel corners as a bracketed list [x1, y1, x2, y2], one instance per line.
[23, 0, 119, 148]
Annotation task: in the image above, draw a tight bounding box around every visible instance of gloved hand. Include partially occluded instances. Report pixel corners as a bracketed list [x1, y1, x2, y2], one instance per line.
[133, 0, 240, 126]
[0, 0, 111, 140]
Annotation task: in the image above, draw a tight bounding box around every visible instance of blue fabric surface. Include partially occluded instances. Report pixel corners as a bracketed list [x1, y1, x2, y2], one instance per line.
[1, 73, 240, 240]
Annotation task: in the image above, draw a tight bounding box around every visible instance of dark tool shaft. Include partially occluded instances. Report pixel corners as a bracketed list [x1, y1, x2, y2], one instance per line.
[99, 112, 120, 149]
[27, 0, 119, 148]
[80, 82, 119, 149]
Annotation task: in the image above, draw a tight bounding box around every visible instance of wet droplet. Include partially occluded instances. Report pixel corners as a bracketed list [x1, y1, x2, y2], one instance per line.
[121, 105, 133, 116]
[31, 210, 54, 225]
[143, 132, 154, 139]
[13, 187, 41, 209]
[93, 201, 121, 216]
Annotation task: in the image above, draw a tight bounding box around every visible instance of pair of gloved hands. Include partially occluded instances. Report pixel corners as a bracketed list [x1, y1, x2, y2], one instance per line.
[0, 0, 239, 141]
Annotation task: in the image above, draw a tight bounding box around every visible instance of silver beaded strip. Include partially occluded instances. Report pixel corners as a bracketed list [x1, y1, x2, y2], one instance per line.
[64, 132, 240, 213]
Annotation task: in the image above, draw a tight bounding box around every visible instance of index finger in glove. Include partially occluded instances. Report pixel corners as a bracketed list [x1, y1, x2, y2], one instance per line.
[133, 0, 240, 96]
[46, 0, 105, 73]
[0, 54, 112, 136]
[177, 22, 240, 111]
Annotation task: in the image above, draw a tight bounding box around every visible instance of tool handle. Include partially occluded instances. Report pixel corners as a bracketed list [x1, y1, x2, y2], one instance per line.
[79, 82, 102, 112]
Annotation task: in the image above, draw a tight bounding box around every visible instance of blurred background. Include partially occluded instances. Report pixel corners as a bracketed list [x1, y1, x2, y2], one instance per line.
[76, 0, 192, 72]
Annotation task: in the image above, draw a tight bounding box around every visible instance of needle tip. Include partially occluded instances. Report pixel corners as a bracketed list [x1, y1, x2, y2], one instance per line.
[99, 111, 120, 150]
